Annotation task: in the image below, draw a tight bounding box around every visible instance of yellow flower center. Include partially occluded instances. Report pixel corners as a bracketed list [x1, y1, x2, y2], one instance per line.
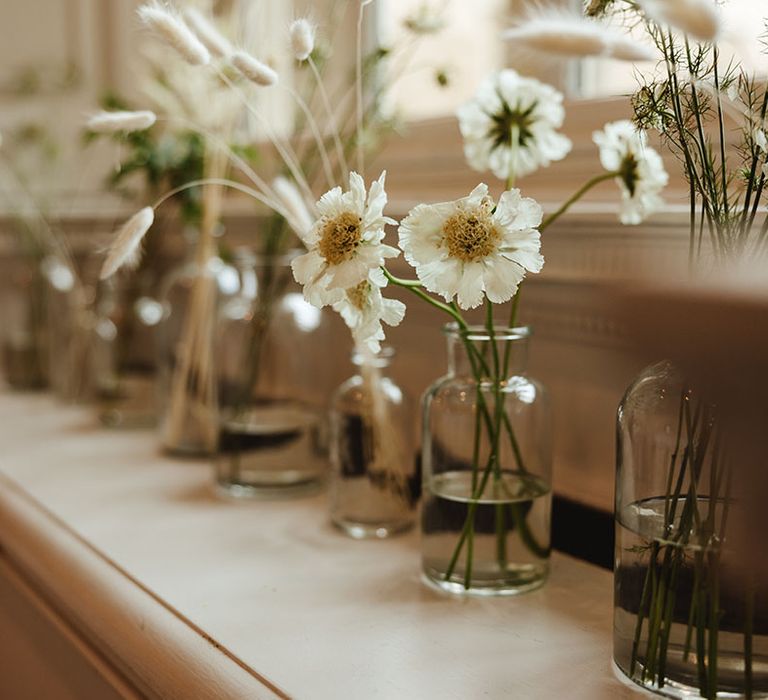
[442, 200, 501, 262]
[318, 211, 363, 264]
[346, 280, 370, 310]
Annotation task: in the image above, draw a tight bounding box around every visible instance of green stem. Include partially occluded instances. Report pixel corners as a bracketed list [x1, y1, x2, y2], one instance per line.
[540, 172, 617, 232]
[485, 299, 507, 574]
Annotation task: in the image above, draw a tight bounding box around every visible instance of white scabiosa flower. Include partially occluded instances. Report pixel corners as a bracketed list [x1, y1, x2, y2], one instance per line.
[292, 171, 399, 307]
[86, 110, 157, 133]
[138, 3, 211, 66]
[457, 69, 572, 181]
[332, 271, 406, 353]
[289, 19, 315, 61]
[398, 184, 544, 310]
[638, 0, 720, 43]
[502, 10, 655, 61]
[100, 207, 155, 280]
[593, 120, 669, 225]
[231, 51, 279, 86]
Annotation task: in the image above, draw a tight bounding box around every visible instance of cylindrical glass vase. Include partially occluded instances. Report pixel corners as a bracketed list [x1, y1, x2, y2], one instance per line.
[421, 324, 552, 596]
[92, 273, 164, 428]
[614, 361, 768, 698]
[156, 246, 239, 455]
[213, 252, 330, 497]
[42, 255, 95, 404]
[2, 257, 49, 390]
[329, 348, 417, 538]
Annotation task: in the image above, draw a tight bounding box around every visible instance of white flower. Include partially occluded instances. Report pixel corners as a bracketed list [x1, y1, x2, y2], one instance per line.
[292, 171, 399, 307]
[593, 120, 668, 225]
[398, 184, 544, 310]
[332, 270, 406, 353]
[457, 69, 572, 181]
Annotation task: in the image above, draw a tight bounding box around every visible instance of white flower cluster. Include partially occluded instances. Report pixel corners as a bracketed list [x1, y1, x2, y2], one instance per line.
[593, 120, 668, 225]
[291, 173, 545, 351]
[291, 172, 404, 353]
[457, 69, 572, 181]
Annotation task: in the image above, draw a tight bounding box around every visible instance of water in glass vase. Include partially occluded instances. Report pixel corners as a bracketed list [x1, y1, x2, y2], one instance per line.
[422, 470, 551, 595]
[614, 497, 768, 698]
[214, 400, 327, 497]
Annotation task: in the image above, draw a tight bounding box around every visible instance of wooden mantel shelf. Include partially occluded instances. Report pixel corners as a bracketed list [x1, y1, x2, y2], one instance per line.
[0, 394, 644, 699]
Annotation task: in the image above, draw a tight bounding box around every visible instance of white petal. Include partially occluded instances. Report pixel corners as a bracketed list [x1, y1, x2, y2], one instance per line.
[316, 186, 345, 218]
[381, 298, 406, 326]
[418, 259, 461, 302]
[495, 190, 543, 230]
[482, 257, 525, 304]
[456, 263, 485, 310]
[325, 257, 370, 289]
[291, 250, 324, 285]
[347, 171, 366, 214]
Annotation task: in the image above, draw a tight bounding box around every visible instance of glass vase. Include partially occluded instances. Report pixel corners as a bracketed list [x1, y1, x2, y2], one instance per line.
[213, 251, 330, 497]
[42, 255, 95, 404]
[92, 272, 164, 428]
[614, 361, 768, 698]
[329, 348, 417, 538]
[1, 256, 49, 390]
[156, 242, 238, 455]
[421, 324, 552, 596]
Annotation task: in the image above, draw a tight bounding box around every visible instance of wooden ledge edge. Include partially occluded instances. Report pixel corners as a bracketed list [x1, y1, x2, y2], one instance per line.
[0, 473, 287, 700]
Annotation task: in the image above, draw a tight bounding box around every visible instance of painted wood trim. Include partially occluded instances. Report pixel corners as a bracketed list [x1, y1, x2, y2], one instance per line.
[0, 473, 285, 700]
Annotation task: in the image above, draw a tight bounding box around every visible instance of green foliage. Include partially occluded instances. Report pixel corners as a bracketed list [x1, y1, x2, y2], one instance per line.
[84, 92, 205, 225]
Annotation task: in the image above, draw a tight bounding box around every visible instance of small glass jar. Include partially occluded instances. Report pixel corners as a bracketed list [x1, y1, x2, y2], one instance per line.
[42, 255, 96, 403]
[329, 348, 417, 538]
[91, 273, 164, 428]
[421, 324, 552, 596]
[614, 361, 768, 698]
[156, 239, 240, 455]
[2, 256, 49, 390]
[213, 251, 331, 497]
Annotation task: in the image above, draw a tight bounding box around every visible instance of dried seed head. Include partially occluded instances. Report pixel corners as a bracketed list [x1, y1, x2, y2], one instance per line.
[138, 3, 211, 66]
[183, 7, 231, 59]
[289, 18, 315, 61]
[231, 51, 278, 86]
[86, 110, 157, 133]
[100, 207, 155, 280]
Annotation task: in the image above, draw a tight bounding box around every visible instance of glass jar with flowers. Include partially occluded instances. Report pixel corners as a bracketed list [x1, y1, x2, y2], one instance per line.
[213, 248, 331, 496]
[329, 347, 417, 538]
[93, 0, 447, 464]
[499, 0, 768, 691]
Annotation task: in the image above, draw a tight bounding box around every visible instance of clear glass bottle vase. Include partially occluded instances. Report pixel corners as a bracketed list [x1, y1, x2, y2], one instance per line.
[614, 360, 768, 698]
[213, 251, 331, 497]
[156, 237, 239, 455]
[329, 348, 417, 538]
[92, 272, 164, 428]
[42, 255, 95, 404]
[421, 324, 552, 596]
[2, 255, 49, 390]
